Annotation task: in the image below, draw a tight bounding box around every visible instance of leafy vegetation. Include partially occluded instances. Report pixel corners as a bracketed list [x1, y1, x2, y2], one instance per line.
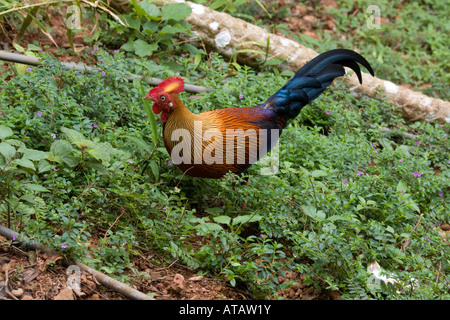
[224, 0, 449, 100]
[98, 0, 193, 57]
[0, 0, 449, 299]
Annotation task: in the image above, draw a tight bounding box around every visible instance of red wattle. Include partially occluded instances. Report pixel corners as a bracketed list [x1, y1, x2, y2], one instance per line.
[152, 104, 162, 114]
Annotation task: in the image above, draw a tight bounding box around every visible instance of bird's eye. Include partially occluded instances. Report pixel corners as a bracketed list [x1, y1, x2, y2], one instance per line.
[160, 95, 166, 101]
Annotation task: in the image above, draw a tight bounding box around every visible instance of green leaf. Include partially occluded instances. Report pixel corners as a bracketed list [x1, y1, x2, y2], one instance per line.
[121, 40, 137, 52]
[67, 28, 74, 50]
[358, 196, 366, 205]
[396, 180, 408, 193]
[12, 158, 35, 170]
[22, 149, 48, 161]
[316, 210, 326, 221]
[6, 197, 19, 209]
[232, 214, 262, 226]
[159, 24, 186, 34]
[142, 21, 159, 35]
[135, 81, 158, 146]
[160, 3, 192, 21]
[400, 233, 411, 239]
[27, 43, 42, 51]
[0, 125, 13, 140]
[213, 216, 232, 225]
[84, 160, 108, 175]
[86, 142, 113, 165]
[15, 63, 29, 75]
[13, 42, 26, 53]
[303, 206, 326, 221]
[20, 194, 38, 205]
[280, 70, 295, 77]
[138, 1, 161, 18]
[311, 170, 328, 178]
[0, 142, 16, 159]
[133, 39, 158, 57]
[300, 167, 310, 176]
[193, 53, 202, 70]
[22, 183, 49, 193]
[205, 207, 224, 215]
[50, 140, 77, 167]
[236, 49, 265, 55]
[195, 221, 223, 233]
[314, 181, 328, 192]
[181, 43, 205, 55]
[327, 215, 349, 222]
[17, 202, 35, 214]
[4, 139, 22, 147]
[149, 160, 159, 180]
[407, 201, 421, 213]
[50, 140, 73, 157]
[386, 226, 395, 234]
[264, 58, 285, 66]
[303, 205, 314, 217]
[254, 0, 272, 18]
[61, 127, 92, 148]
[378, 138, 393, 151]
[38, 160, 53, 173]
[126, 136, 153, 154]
[210, 0, 228, 10]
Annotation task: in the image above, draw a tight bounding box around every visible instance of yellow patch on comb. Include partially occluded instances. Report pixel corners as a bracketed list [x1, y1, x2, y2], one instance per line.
[165, 82, 181, 93]
[159, 76, 185, 94]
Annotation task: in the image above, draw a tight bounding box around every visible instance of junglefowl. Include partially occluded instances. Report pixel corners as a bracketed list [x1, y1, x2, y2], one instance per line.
[144, 49, 374, 178]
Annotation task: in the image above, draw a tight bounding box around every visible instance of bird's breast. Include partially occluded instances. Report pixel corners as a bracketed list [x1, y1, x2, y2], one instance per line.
[162, 108, 282, 178]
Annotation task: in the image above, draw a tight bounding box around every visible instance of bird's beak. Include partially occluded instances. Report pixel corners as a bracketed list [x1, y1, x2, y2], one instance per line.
[143, 95, 152, 101]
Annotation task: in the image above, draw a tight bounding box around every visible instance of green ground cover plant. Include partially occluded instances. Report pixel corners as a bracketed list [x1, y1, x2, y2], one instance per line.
[220, 0, 449, 100]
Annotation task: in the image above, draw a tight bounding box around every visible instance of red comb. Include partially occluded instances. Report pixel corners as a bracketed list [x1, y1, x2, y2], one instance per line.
[150, 76, 185, 95]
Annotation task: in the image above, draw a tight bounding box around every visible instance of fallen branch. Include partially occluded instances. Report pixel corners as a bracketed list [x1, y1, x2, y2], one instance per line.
[0, 50, 212, 93]
[0, 225, 154, 300]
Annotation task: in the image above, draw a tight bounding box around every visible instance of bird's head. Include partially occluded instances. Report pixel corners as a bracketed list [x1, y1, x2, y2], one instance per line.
[144, 76, 184, 122]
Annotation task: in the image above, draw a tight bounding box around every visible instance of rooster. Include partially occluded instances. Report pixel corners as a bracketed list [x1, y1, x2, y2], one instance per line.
[144, 49, 374, 178]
